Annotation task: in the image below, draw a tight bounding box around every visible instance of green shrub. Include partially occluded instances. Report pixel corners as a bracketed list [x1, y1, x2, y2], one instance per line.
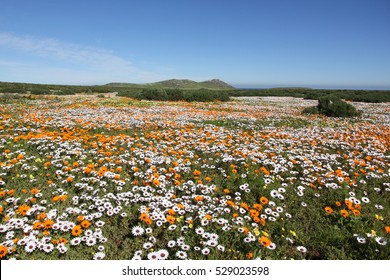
[116, 89, 139, 98]
[302, 106, 319, 115]
[317, 96, 358, 117]
[136, 88, 168, 100]
[184, 89, 230, 102]
[29, 88, 51, 95]
[303, 92, 325, 100]
[166, 89, 185, 101]
[56, 88, 76, 95]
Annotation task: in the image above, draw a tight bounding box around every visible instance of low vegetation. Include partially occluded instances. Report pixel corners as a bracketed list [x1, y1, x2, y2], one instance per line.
[230, 88, 390, 103]
[1, 81, 389, 103]
[303, 96, 359, 118]
[0, 95, 389, 260]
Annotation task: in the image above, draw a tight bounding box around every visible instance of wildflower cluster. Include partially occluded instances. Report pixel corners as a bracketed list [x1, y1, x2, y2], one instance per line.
[0, 96, 389, 259]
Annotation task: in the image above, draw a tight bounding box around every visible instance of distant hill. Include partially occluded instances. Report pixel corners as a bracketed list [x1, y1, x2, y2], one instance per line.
[106, 79, 235, 90]
[104, 82, 140, 87]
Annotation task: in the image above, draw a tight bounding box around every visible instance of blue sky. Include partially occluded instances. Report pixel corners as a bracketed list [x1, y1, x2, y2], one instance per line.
[0, 0, 389, 89]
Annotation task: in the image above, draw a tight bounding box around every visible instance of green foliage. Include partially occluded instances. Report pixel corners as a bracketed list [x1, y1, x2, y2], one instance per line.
[230, 88, 390, 103]
[302, 106, 319, 115]
[183, 89, 227, 102]
[2, 81, 389, 103]
[317, 96, 359, 117]
[166, 88, 185, 101]
[303, 89, 390, 103]
[0, 96, 389, 261]
[116, 88, 140, 98]
[136, 88, 168, 100]
[230, 88, 306, 98]
[132, 88, 230, 102]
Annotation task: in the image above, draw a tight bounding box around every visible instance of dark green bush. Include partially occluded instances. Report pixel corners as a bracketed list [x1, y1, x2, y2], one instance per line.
[29, 88, 51, 95]
[166, 89, 185, 101]
[136, 88, 168, 101]
[132, 88, 230, 102]
[116, 89, 139, 98]
[317, 96, 358, 117]
[57, 89, 76, 95]
[302, 106, 319, 115]
[303, 92, 324, 100]
[184, 89, 230, 102]
[183, 90, 209, 102]
[214, 91, 230, 102]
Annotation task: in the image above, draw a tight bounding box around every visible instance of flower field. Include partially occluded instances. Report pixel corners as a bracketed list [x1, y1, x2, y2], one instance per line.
[0, 95, 389, 260]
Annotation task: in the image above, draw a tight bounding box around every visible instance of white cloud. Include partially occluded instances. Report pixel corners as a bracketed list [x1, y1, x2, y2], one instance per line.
[0, 32, 167, 84]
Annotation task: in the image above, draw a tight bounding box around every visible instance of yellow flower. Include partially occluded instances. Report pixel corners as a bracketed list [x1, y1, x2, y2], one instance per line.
[253, 228, 260, 236]
[375, 214, 384, 221]
[290, 230, 297, 237]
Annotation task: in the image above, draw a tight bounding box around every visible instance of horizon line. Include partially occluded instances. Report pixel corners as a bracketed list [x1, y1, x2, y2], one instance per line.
[1, 79, 390, 91]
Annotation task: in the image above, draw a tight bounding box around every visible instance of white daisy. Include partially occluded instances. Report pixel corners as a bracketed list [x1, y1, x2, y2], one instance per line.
[25, 241, 36, 253]
[176, 250, 187, 259]
[209, 233, 219, 240]
[93, 252, 106, 260]
[201, 248, 210, 255]
[143, 242, 153, 250]
[147, 252, 159, 260]
[243, 237, 252, 243]
[57, 244, 68, 254]
[134, 250, 143, 256]
[296, 246, 307, 253]
[43, 243, 54, 253]
[131, 226, 145, 236]
[85, 237, 96, 247]
[168, 225, 177, 231]
[375, 204, 384, 210]
[156, 249, 169, 260]
[375, 237, 387, 246]
[267, 243, 276, 250]
[278, 187, 286, 193]
[357, 237, 366, 244]
[0, 224, 9, 233]
[206, 240, 218, 247]
[195, 227, 204, 235]
[270, 190, 279, 198]
[167, 240, 176, 248]
[217, 245, 225, 252]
